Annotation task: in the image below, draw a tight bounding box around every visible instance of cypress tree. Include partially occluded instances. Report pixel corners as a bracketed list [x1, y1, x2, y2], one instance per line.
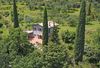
[75, 0, 86, 63]
[87, 0, 92, 16]
[43, 7, 48, 45]
[13, 0, 19, 28]
[50, 23, 60, 45]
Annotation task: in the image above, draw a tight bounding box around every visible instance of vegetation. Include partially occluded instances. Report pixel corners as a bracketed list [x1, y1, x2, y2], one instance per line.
[43, 7, 48, 45]
[62, 30, 75, 44]
[49, 25, 60, 45]
[75, 0, 86, 63]
[13, 0, 19, 28]
[0, 0, 100, 68]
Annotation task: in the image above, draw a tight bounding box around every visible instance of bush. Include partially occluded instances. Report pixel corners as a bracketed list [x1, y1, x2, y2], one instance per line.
[84, 29, 100, 64]
[86, 15, 98, 25]
[68, 10, 75, 13]
[19, 14, 24, 22]
[0, 23, 3, 28]
[91, 29, 100, 45]
[73, 3, 80, 8]
[3, 11, 9, 17]
[0, 30, 3, 34]
[3, 20, 10, 28]
[62, 30, 75, 44]
[97, 61, 100, 68]
[97, 15, 100, 22]
[86, 16, 93, 25]
[0, 14, 2, 19]
[42, 44, 69, 68]
[25, 15, 33, 23]
[84, 45, 100, 64]
[67, 15, 78, 27]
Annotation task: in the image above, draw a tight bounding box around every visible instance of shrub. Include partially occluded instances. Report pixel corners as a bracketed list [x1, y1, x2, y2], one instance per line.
[97, 61, 100, 68]
[4, 20, 10, 28]
[19, 14, 24, 22]
[97, 15, 100, 22]
[68, 10, 75, 13]
[67, 15, 78, 27]
[62, 30, 75, 44]
[0, 23, 3, 28]
[42, 44, 69, 68]
[0, 30, 3, 34]
[86, 16, 93, 25]
[84, 45, 100, 64]
[3, 11, 9, 17]
[84, 29, 100, 64]
[91, 29, 100, 45]
[0, 14, 2, 19]
[73, 3, 80, 8]
[25, 15, 33, 23]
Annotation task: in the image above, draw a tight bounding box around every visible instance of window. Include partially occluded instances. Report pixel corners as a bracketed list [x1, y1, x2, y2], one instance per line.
[38, 35, 42, 39]
[38, 28, 42, 31]
[34, 27, 36, 30]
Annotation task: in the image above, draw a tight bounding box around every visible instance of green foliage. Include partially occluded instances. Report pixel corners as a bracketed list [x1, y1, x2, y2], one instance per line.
[91, 29, 100, 45]
[1, 28, 34, 56]
[0, 30, 3, 34]
[84, 45, 100, 64]
[11, 50, 42, 68]
[0, 0, 100, 67]
[87, 0, 92, 16]
[0, 23, 3, 28]
[97, 61, 100, 68]
[2, 11, 9, 17]
[0, 28, 35, 67]
[18, 14, 24, 22]
[75, 0, 86, 63]
[0, 54, 10, 68]
[0, 14, 2, 19]
[9, 44, 69, 68]
[93, 1, 100, 21]
[86, 16, 93, 24]
[71, 62, 95, 68]
[67, 15, 78, 27]
[62, 30, 75, 44]
[49, 26, 60, 45]
[24, 15, 33, 23]
[43, 7, 48, 45]
[13, 0, 19, 28]
[42, 44, 69, 68]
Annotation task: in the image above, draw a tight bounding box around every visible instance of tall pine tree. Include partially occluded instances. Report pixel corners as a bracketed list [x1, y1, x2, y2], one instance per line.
[49, 23, 60, 45]
[87, 0, 92, 16]
[43, 7, 48, 45]
[75, 0, 86, 63]
[13, 0, 19, 28]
